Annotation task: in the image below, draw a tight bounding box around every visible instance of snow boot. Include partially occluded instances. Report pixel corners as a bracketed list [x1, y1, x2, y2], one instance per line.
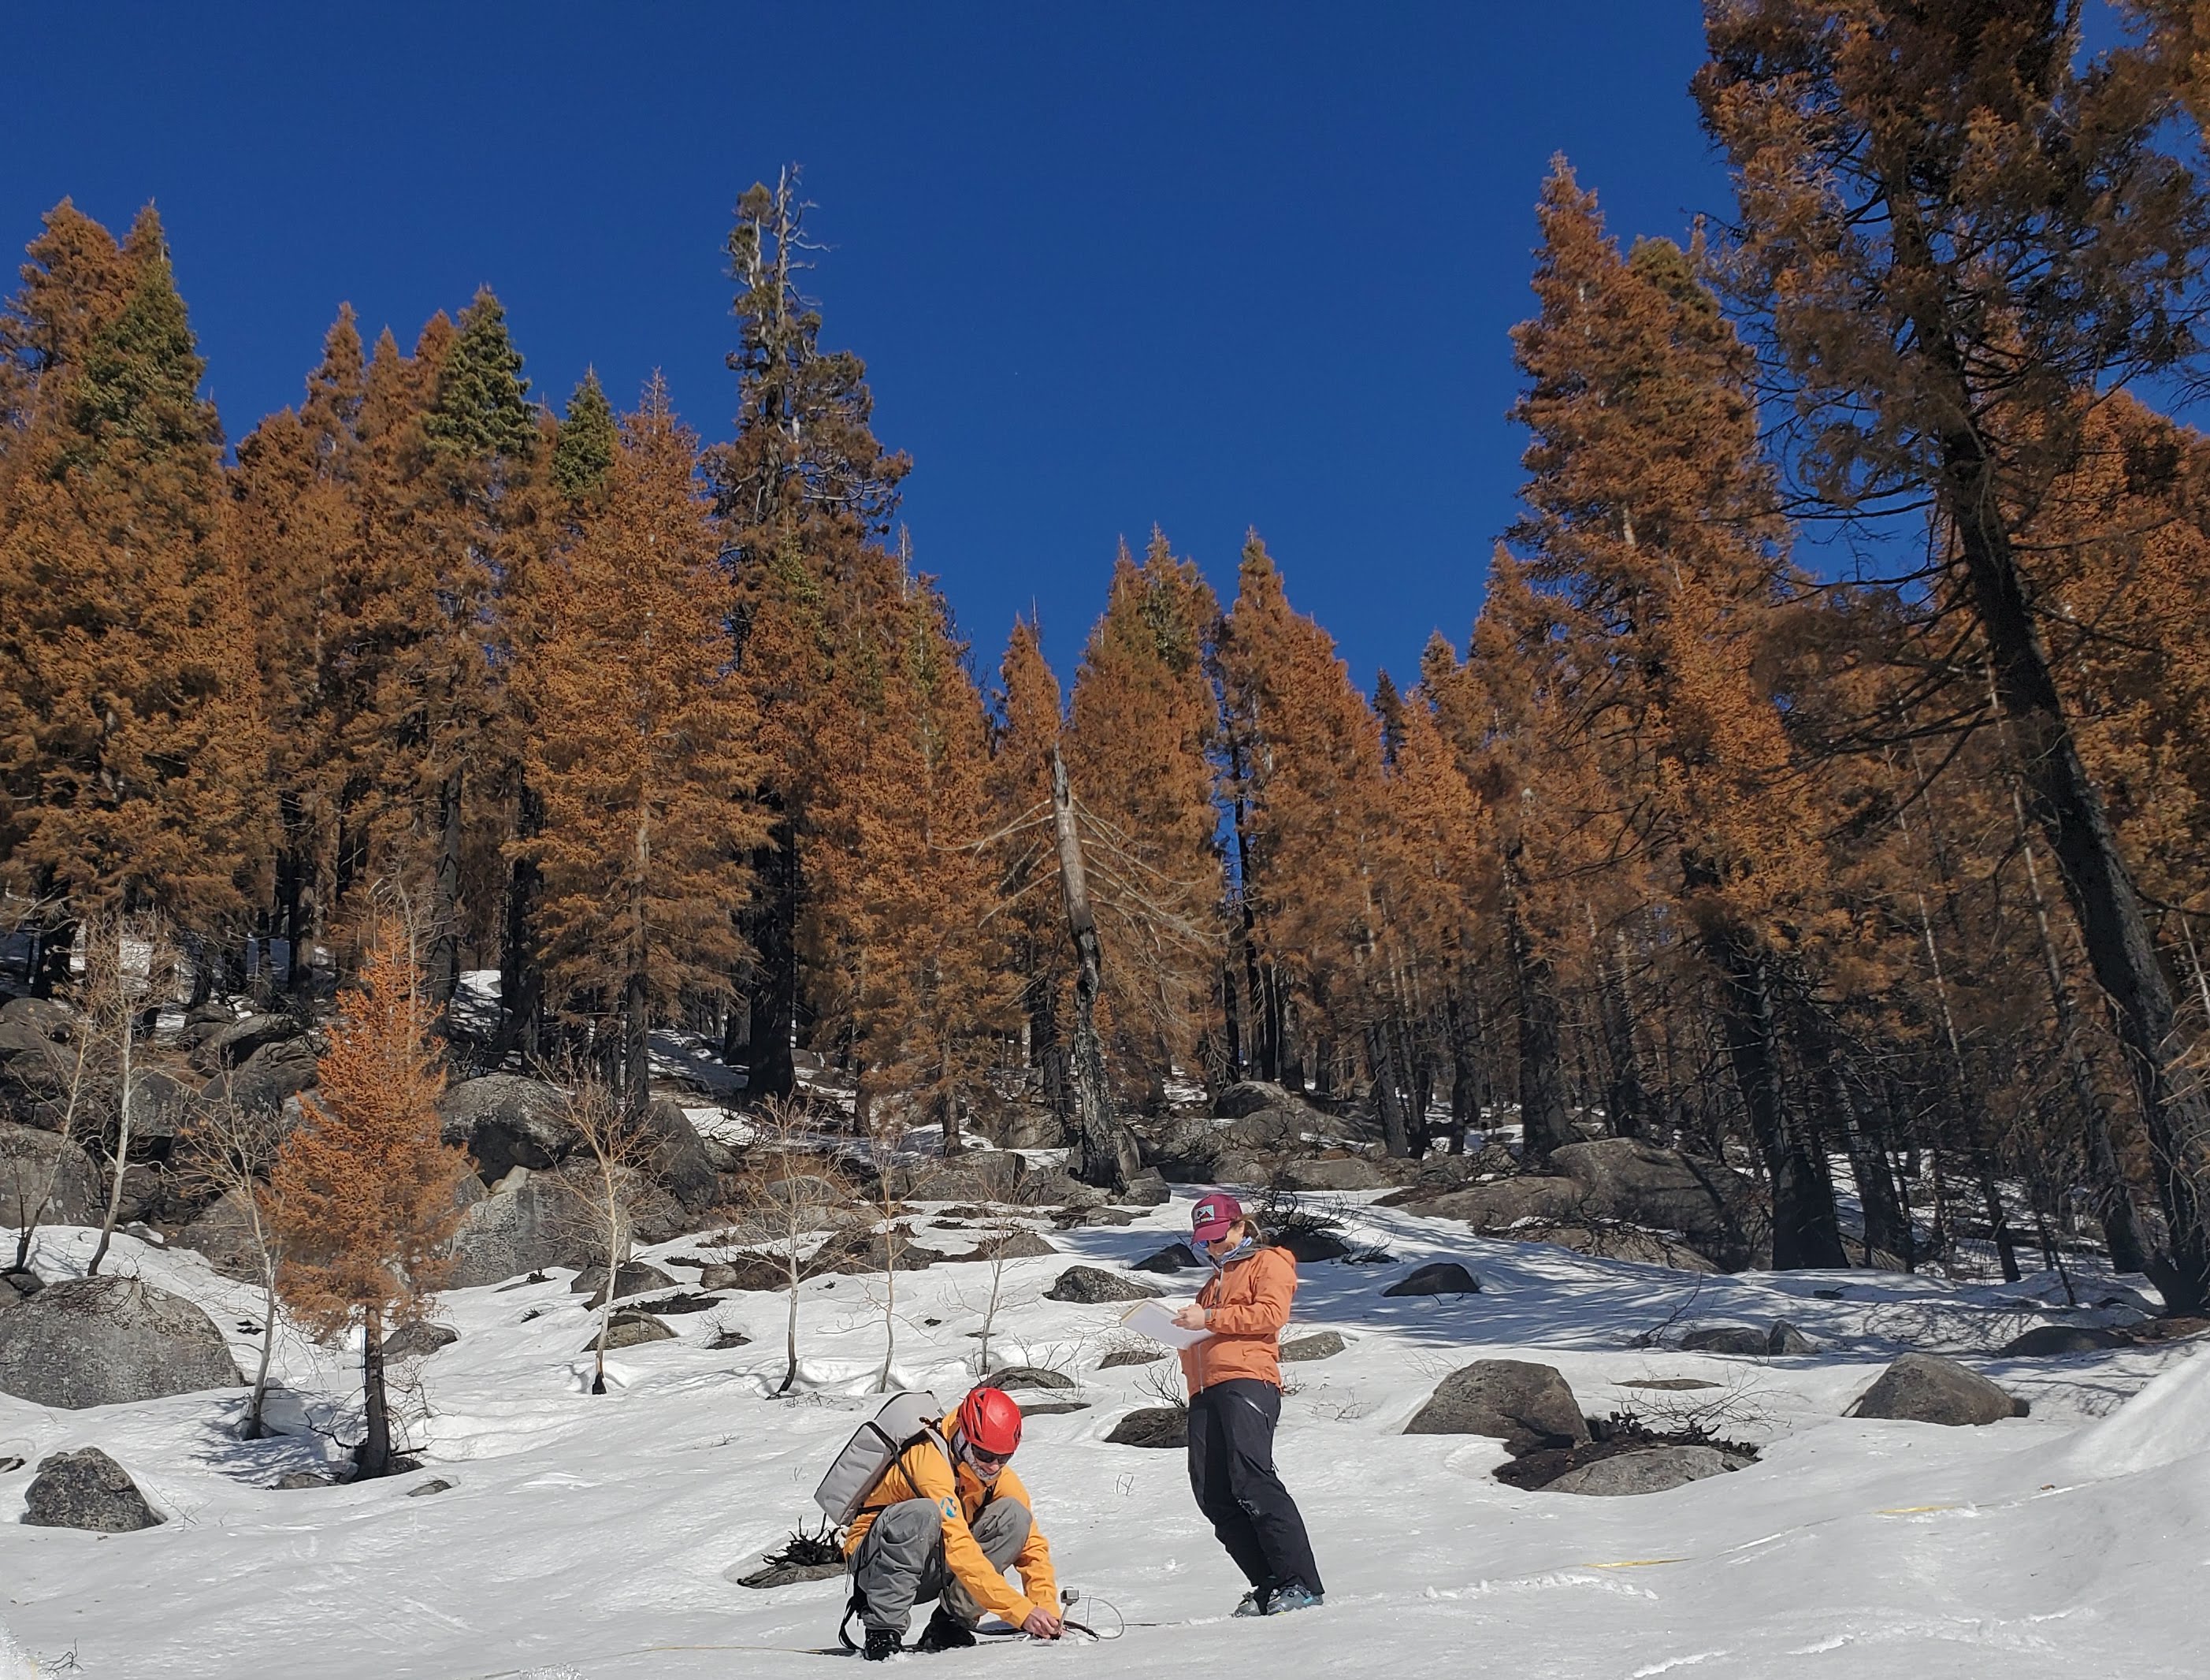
[863, 1627, 904, 1661]
[1263, 1584, 1323, 1615]
[915, 1608, 978, 1652]
[1232, 1588, 1272, 1617]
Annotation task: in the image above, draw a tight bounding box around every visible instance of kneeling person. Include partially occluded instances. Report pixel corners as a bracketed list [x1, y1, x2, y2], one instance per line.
[845, 1385, 1061, 1660]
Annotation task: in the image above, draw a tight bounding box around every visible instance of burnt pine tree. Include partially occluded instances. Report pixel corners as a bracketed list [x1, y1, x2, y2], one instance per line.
[1508, 160, 1848, 1266]
[1698, 2, 2210, 1306]
[516, 378, 763, 1111]
[706, 169, 909, 1099]
[0, 203, 270, 975]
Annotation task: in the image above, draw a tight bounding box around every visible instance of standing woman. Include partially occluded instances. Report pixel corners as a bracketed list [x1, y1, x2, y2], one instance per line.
[1169, 1191, 1325, 1615]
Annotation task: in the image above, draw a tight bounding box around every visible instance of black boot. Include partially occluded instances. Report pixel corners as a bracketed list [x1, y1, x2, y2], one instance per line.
[914, 1608, 978, 1652]
[863, 1627, 903, 1662]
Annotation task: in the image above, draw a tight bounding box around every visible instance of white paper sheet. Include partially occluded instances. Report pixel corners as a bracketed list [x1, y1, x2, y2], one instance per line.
[1121, 1298, 1213, 1349]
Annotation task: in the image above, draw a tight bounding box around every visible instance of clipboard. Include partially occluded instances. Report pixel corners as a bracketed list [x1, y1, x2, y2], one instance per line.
[1121, 1298, 1212, 1349]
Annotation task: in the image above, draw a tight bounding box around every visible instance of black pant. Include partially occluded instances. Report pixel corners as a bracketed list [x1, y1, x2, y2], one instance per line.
[1186, 1378, 1323, 1597]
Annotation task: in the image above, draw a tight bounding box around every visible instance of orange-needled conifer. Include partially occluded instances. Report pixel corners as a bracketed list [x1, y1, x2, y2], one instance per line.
[0, 203, 270, 966]
[1063, 533, 1226, 1107]
[515, 378, 764, 1109]
[270, 912, 473, 1479]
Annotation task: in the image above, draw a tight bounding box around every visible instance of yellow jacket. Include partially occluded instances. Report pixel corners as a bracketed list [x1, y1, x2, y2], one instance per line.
[841, 1415, 1057, 1625]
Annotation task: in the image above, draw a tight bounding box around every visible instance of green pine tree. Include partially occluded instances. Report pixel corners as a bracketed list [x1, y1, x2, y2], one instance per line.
[552, 369, 617, 500]
[425, 285, 534, 461]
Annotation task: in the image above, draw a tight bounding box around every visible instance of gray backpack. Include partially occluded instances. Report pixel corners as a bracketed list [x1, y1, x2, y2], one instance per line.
[813, 1390, 946, 1525]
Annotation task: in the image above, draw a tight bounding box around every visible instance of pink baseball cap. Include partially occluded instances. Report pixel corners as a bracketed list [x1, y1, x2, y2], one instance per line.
[1191, 1191, 1243, 1243]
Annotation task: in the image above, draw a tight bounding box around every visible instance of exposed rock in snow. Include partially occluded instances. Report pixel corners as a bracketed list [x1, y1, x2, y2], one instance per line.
[1383, 1260, 1480, 1297]
[2000, 1324, 2130, 1357]
[1132, 1241, 1199, 1273]
[1118, 1168, 1172, 1207]
[438, 1076, 580, 1180]
[0, 1277, 239, 1408]
[962, 1229, 1058, 1261]
[1848, 1352, 2028, 1425]
[1766, 1320, 1817, 1355]
[644, 1098, 719, 1210]
[201, 1036, 318, 1114]
[123, 1068, 202, 1140]
[1105, 1407, 1187, 1448]
[1045, 1265, 1160, 1303]
[1402, 1358, 1588, 1451]
[1680, 1325, 1766, 1355]
[594, 1311, 674, 1351]
[699, 1256, 789, 1291]
[383, 1322, 459, 1360]
[22, 1447, 162, 1531]
[1280, 1330, 1347, 1362]
[0, 995, 80, 1043]
[986, 1365, 1076, 1391]
[188, 1012, 303, 1074]
[1389, 1137, 1768, 1271]
[1275, 1155, 1395, 1191]
[1514, 1221, 1723, 1273]
[1543, 1444, 1744, 1496]
[573, 1262, 674, 1306]
[0, 1121, 101, 1227]
[176, 1186, 268, 1280]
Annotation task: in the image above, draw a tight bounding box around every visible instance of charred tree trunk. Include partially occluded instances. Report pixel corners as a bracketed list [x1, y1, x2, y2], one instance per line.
[1447, 978, 1488, 1154]
[1687, 857, 1845, 1268]
[1589, 910, 1648, 1138]
[276, 788, 308, 991]
[1052, 747, 1136, 1190]
[748, 823, 799, 1102]
[357, 1308, 393, 1479]
[1978, 1167, 2022, 1284]
[429, 768, 465, 1013]
[1228, 729, 1277, 1084]
[498, 783, 544, 1062]
[1503, 856, 1574, 1162]
[2009, 780, 2150, 1274]
[622, 971, 651, 1120]
[1365, 1020, 1413, 1158]
[1824, 1058, 1911, 1266]
[1935, 430, 2210, 1310]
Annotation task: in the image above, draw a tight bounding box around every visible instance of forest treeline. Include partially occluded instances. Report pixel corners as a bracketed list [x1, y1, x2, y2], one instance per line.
[12, 6, 2210, 1305]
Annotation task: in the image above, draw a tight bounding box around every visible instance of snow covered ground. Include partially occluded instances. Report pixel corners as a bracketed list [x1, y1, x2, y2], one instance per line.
[2, 1191, 2202, 1678]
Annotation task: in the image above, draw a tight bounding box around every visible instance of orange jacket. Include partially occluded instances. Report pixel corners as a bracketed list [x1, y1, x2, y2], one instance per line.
[1179, 1243, 1298, 1395]
[841, 1415, 1057, 1625]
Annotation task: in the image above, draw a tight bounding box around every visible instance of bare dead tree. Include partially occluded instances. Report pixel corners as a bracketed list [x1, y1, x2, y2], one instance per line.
[867, 1107, 912, 1394]
[727, 1094, 853, 1394]
[176, 1096, 289, 1438]
[967, 1213, 1034, 1377]
[86, 913, 174, 1277]
[550, 1058, 658, 1396]
[1050, 745, 1139, 1190]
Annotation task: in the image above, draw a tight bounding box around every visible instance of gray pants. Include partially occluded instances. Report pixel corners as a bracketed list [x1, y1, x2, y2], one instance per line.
[851, 1496, 1033, 1635]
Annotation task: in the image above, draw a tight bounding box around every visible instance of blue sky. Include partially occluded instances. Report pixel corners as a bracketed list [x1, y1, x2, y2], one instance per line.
[5, 2, 1728, 695]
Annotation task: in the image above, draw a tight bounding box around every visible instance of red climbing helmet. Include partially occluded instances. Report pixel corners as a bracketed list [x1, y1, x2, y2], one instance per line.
[955, 1385, 1025, 1460]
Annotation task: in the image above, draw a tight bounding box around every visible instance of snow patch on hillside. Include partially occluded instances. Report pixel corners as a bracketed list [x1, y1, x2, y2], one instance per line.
[1, 1193, 2200, 1678]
